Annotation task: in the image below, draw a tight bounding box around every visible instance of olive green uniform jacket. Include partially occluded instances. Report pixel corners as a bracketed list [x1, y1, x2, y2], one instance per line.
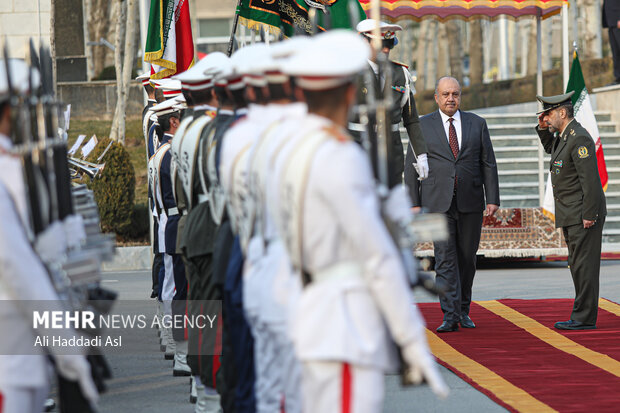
[536, 118, 606, 228]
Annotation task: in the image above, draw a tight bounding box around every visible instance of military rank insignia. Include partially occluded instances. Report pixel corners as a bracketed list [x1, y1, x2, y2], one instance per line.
[578, 146, 589, 158]
[391, 85, 406, 94]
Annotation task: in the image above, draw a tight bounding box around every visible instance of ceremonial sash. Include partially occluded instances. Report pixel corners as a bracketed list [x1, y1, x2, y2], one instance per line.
[277, 130, 329, 271]
[151, 142, 171, 217]
[170, 116, 193, 206]
[178, 115, 213, 211]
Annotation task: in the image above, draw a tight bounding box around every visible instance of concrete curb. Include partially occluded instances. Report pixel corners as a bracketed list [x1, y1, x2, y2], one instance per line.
[103, 243, 620, 272]
[102, 246, 152, 272]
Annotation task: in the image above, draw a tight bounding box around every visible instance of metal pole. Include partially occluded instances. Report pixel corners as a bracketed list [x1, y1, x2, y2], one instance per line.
[499, 17, 509, 79]
[537, 12, 544, 205]
[562, 3, 569, 90]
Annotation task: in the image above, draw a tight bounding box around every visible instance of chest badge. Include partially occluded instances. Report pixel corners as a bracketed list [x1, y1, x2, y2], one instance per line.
[578, 146, 589, 159]
[555, 168, 561, 175]
[391, 85, 406, 94]
[553, 160, 563, 167]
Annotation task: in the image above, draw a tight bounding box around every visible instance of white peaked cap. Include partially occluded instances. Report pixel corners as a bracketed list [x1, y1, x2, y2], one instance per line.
[151, 78, 182, 98]
[231, 43, 271, 87]
[0, 59, 41, 102]
[281, 30, 370, 90]
[356, 19, 402, 38]
[173, 52, 228, 90]
[270, 37, 313, 60]
[151, 96, 180, 117]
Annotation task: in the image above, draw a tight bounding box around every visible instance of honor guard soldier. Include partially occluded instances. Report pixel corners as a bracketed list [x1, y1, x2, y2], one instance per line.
[201, 52, 256, 413]
[178, 52, 231, 413]
[171, 52, 224, 411]
[536, 92, 607, 330]
[277, 30, 448, 412]
[137, 71, 157, 137]
[351, 19, 429, 187]
[150, 98, 191, 376]
[0, 58, 98, 413]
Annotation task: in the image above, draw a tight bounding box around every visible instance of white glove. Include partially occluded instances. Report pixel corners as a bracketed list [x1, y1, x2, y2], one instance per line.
[384, 185, 414, 223]
[402, 338, 450, 399]
[415, 153, 429, 180]
[34, 221, 67, 263]
[63, 214, 86, 249]
[54, 354, 99, 406]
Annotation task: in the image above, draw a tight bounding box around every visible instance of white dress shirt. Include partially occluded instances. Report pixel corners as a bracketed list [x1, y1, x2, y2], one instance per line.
[439, 109, 462, 150]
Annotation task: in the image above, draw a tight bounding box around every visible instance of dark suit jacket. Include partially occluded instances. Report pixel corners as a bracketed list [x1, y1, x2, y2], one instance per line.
[536, 119, 607, 228]
[405, 110, 500, 213]
[603, 0, 620, 28]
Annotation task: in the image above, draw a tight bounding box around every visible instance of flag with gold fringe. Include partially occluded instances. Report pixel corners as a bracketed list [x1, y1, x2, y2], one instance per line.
[237, 0, 366, 37]
[144, 0, 195, 79]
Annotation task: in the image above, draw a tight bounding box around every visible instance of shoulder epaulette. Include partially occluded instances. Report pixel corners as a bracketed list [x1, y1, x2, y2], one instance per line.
[392, 60, 409, 69]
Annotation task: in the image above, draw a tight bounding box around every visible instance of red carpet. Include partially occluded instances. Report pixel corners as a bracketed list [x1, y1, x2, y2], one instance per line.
[418, 299, 620, 413]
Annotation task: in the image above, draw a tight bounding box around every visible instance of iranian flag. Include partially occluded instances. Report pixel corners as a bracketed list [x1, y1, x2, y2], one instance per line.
[144, 0, 195, 80]
[542, 50, 608, 219]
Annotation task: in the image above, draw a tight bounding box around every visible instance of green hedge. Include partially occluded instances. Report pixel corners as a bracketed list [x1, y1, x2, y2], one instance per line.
[82, 137, 148, 241]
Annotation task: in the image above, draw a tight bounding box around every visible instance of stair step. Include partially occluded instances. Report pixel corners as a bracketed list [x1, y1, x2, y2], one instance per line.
[494, 146, 538, 152]
[498, 182, 539, 188]
[500, 194, 539, 200]
[606, 216, 620, 222]
[498, 169, 539, 175]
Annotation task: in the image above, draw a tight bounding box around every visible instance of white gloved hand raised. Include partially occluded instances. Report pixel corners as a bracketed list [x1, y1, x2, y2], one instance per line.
[401, 337, 450, 399]
[54, 354, 100, 406]
[63, 214, 87, 249]
[34, 221, 67, 264]
[415, 153, 429, 180]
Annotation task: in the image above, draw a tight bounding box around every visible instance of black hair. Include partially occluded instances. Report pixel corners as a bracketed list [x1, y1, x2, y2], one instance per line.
[215, 85, 232, 107]
[563, 104, 574, 118]
[229, 88, 247, 109]
[182, 89, 195, 107]
[267, 82, 292, 101]
[248, 85, 268, 105]
[159, 111, 181, 132]
[191, 88, 216, 105]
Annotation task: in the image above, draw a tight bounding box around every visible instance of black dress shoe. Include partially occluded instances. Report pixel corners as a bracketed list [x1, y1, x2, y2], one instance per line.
[437, 320, 459, 333]
[554, 320, 596, 330]
[460, 315, 476, 329]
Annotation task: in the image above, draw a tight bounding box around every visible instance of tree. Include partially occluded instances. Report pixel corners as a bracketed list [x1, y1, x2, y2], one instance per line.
[85, 0, 113, 80]
[446, 21, 464, 82]
[109, 0, 138, 144]
[582, 0, 602, 59]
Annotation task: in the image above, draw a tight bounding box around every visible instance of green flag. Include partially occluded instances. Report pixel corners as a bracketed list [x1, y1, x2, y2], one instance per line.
[237, 0, 366, 37]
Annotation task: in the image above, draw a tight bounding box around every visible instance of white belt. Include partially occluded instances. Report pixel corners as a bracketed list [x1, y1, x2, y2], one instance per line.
[167, 207, 179, 216]
[198, 194, 209, 204]
[348, 123, 401, 132]
[312, 261, 362, 284]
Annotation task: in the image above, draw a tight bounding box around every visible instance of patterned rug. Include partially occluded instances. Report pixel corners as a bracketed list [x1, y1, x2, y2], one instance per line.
[419, 299, 620, 413]
[415, 207, 567, 257]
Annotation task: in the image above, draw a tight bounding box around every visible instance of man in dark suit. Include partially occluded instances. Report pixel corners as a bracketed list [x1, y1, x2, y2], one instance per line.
[405, 76, 499, 333]
[536, 92, 607, 330]
[603, 0, 620, 85]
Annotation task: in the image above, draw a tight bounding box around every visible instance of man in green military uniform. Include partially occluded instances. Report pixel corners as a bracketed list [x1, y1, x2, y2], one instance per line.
[535, 91, 607, 330]
[349, 19, 429, 188]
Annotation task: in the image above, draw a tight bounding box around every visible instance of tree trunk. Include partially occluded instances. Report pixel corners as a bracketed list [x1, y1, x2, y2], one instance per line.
[446, 21, 463, 82]
[118, 0, 138, 144]
[110, 0, 127, 142]
[88, 0, 112, 79]
[414, 21, 428, 90]
[437, 23, 449, 80]
[469, 20, 483, 85]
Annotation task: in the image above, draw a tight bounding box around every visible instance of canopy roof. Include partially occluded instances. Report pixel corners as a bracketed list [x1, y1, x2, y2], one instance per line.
[358, 0, 569, 22]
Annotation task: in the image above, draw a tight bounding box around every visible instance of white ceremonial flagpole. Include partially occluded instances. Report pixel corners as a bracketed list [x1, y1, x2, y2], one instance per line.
[562, 2, 569, 89]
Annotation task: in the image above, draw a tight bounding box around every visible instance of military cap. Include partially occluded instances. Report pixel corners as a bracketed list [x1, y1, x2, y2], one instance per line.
[0, 59, 40, 103]
[151, 96, 180, 117]
[151, 78, 182, 99]
[135, 71, 151, 86]
[267, 37, 312, 84]
[356, 19, 402, 45]
[536, 91, 574, 115]
[231, 43, 271, 87]
[281, 30, 370, 90]
[173, 52, 228, 91]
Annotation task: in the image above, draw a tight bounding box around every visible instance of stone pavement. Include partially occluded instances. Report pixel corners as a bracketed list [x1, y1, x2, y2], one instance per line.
[61, 259, 620, 412]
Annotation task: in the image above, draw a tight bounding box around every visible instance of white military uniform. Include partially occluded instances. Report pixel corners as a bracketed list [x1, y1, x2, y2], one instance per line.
[275, 30, 447, 412]
[0, 134, 53, 413]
